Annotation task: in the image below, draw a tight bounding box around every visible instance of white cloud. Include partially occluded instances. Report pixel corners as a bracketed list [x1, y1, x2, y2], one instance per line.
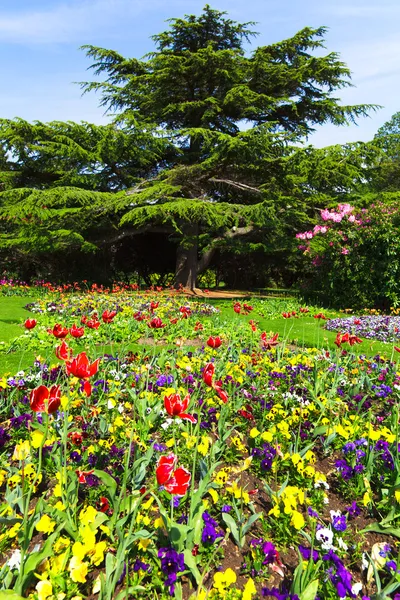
[0, 0, 164, 44]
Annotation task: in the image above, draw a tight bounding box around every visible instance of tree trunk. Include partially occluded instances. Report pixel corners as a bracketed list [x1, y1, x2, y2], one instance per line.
[174, 224, 198, 290]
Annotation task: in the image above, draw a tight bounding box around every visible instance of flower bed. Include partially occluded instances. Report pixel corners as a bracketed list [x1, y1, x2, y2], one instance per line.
[326, 315, 400, 343]
[1, 293, 400, 599]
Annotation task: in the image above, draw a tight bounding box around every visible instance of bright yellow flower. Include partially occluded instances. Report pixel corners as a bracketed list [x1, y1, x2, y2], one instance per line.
[79, 505, 98, 526]
[213, 568, 237, 593]
[249, 428, 260, 438]
[68, 556, 88, 583]
[36, 579, 53, 600]
[91, 541, 107, 566]
[0, 469, 6, 486]
[290, 510, 305, 530]
[36, 515, 56, 534]
[209, 488, 219, 503]
[226, 481, 250, 504]
[261, 431, 273, 442]
[154, 517, 164, 529]
[197, 435, 210, 456]
[138, 538, 152, 552]
[242, 578, 257, 600]
[13, 440, 30, 460]
[268, 504, 280, 518]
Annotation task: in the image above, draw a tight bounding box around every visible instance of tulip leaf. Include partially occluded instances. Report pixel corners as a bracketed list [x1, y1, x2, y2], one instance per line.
[0, 592, 25, 600]
[299, 579, 319, 600]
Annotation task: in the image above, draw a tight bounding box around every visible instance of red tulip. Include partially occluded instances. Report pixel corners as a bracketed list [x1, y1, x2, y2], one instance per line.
[148, 317, 166, 329]
[156, 454, 191, 496]
[203, 362, 215, 387]
[55, 340, 72, 361]
[194, 321, 203, 331]
[156, 454, 176, 484]
[207, 336, 222, 349]
[51, 323, 69, 338]
[164, 393, 196, 423]
[24, 318, 37, 329]
[348, 334, 362, 346]
[150, 301, 159, 312]
[233, 302, 241, 314]
[30, 384, 61, 414]
[261, 332, 279, 350]
[66, 352, 100, 379]
[214, 384, 228, 404]
[243, 304, 253, 314]
[86, 318, 100, 329]
[70, 324, 85, 338]
[249, 320, 257, 332]
[102, 310, 117, 324]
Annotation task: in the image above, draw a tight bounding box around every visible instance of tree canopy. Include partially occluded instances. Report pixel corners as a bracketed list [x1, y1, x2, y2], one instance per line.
[0, 5, 377, 287]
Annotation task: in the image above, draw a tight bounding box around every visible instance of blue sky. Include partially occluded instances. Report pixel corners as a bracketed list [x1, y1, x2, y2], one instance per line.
[1, 0, 399, 147]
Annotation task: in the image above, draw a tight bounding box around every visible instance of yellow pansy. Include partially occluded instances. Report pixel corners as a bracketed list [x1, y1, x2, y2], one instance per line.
[13, 440, 30, 461]
[290, 510, 305, 530]
[36, 514, 56, 534]
[91, 541, 107, 566]
[154, 517, 164, 529]
[269, 504, 280, 518]
[36, 579, 53, 600]
[138, 538, 152, 552]
[79, 505, 98, 526]
[261, 431, 273, 442]
[226, 481, 250, 504]
[242, 578, 257, 600]
[249, 428, 260, 438]
[68, 556, 88, 583]
[214, 469, 230, 485]
[197, 435, 210, 456]
[209, 488, 219, 503]
[213, 568, 237, 594]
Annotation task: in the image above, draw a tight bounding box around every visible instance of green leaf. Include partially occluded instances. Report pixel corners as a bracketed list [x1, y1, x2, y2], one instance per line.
[222, 513, 240, 546]
[299, 579, 319, 600]
[93, 469, 117, 501]
[0, 592, 25, 600]
[361, 523, 400, 538]
[242, 512, 262, 536]
[183, 550, 202, 585]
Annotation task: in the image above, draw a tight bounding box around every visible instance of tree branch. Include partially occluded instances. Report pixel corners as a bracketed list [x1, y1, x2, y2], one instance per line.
[95, 225, 174, 245]
[197, 225, 254, 273]
[208, 178, 263, 195]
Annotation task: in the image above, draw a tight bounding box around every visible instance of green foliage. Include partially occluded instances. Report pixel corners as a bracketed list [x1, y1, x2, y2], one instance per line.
[298, 197, 400, 309]
[0, 6, 376, 286]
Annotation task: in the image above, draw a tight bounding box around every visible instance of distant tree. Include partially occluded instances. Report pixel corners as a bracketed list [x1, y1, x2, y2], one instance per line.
[371, 112, 400, 191]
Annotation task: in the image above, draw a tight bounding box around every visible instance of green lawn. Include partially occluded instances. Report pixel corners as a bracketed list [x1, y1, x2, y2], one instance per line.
[0, 295, 398, 375]
[207, 299, 399, 360]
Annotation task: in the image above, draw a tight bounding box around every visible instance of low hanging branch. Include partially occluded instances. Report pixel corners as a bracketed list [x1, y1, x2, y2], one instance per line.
[208, 178, 263, 195]
[197, 225, 254, 273]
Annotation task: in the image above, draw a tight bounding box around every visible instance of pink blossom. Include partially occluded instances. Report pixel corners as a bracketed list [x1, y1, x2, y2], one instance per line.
[338, 203, 354, 215]
[348, 215, 355, 223]
[341, 248, 349, 255]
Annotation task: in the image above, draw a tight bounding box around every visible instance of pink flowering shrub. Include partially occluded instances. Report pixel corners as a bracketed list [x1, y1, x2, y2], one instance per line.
[296, 200, 400, 309]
